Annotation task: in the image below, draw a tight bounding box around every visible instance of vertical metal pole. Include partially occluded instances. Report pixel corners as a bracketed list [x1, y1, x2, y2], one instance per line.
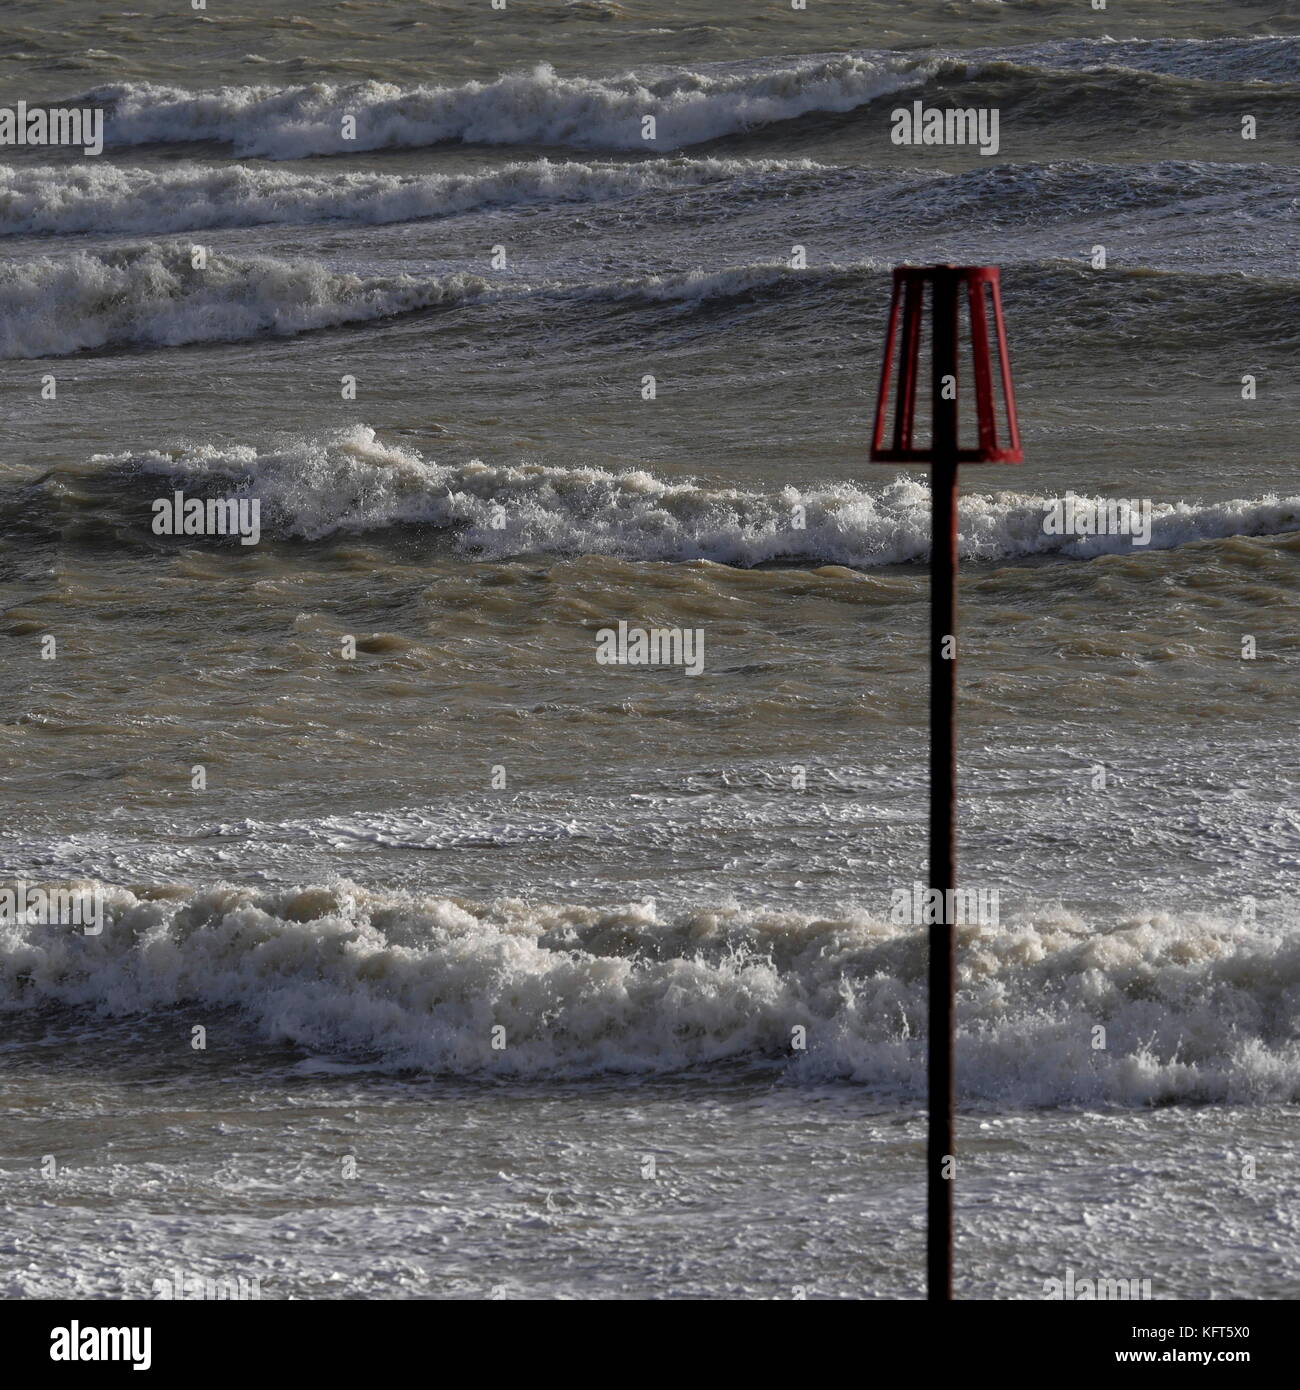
[927, 271, 959, 1302]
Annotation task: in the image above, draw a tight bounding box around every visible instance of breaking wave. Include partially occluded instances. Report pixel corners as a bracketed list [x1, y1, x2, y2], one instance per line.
[7, 243, 1294, 359]
[0, 250, 862, 360]
[70, 38, 1300, 158]
[0, 245, 488, 358]
[83, 56, 929, 157]
[0, 156, 821, 237]
[2, 879, 1296, 1102]
[103, 424, 1300, 560]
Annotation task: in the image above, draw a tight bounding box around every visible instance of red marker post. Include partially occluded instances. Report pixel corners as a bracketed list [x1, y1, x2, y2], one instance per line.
[869, 265, 1023, 1300]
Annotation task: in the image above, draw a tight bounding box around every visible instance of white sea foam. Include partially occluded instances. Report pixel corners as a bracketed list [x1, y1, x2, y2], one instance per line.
[0, 248, 842, 360]
[85, 56, 929, 157]
[9, 248, 1285, 360]
[0, 246, 488, 358]
[2, 879, 1296, 1102]
[107, 424, 1300, 560]
[0, 156, 820, 237]
[73, 39, 1300, 162]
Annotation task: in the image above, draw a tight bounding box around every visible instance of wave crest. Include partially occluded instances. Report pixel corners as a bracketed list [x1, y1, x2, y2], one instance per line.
[74, 39, 1300, 159]
[101, 424, 1300, 560]
[3, 879, 1297, 1102]
[85, 57, 927, 157]
[0, 245, 487, 358]
[0, 156, 821, 237]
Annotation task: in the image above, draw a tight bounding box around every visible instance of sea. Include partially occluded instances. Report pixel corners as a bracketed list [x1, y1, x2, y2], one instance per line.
[0, 0, 1297, 1300]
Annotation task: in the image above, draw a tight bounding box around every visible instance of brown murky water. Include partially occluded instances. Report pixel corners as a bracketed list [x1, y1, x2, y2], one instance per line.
[0, 0, 1297, 1299]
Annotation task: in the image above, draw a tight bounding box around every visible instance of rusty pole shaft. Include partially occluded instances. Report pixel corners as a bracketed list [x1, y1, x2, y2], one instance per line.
[927, 272, 959, 1302]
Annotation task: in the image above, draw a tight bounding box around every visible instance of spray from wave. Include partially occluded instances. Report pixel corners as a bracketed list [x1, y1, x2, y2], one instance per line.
[101, 424, 1300, 561]
[3, 879, 1296, 1102]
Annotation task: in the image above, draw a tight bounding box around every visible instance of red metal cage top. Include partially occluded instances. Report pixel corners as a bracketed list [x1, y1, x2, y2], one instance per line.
[870, 264, 1023, 465]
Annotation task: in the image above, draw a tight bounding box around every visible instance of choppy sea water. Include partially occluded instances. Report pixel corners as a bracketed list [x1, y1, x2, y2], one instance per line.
[0, 0, 1297, 1299]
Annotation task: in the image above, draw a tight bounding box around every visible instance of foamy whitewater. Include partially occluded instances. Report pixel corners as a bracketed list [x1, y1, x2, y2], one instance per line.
[2, 0, 1298, 1301]
[73, 37, 1300, 158]
[0, 246, 490, 358]
[0, 157, 819, 237]
[84, 57, 929, 157]
[5, 882, 1297, 1104]
[105, 423, 1300, 561]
